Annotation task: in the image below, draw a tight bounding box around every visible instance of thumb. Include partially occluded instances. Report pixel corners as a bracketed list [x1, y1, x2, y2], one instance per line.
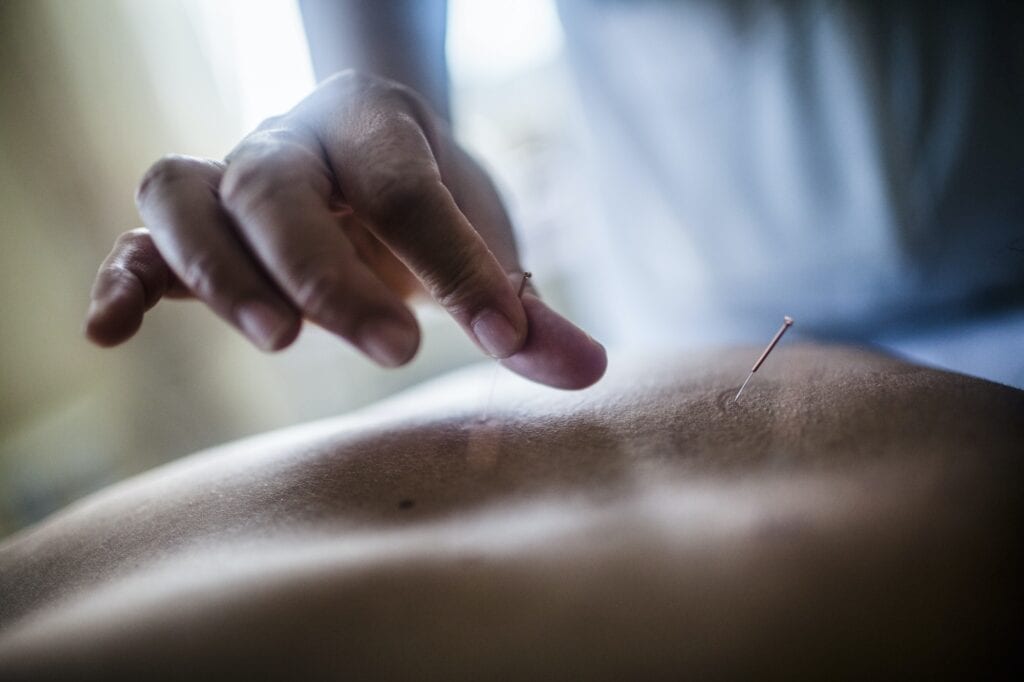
[501, 292, 608, 390]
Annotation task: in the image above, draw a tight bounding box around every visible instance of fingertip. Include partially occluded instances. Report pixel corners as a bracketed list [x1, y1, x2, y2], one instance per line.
[500, 294, 608, 390]
[263, 318, 302, 352]
[356, 316, 422, 368]
[236, 300, 302, 352]
[84, 297, 143, 348]
[250, 315, 301, 353]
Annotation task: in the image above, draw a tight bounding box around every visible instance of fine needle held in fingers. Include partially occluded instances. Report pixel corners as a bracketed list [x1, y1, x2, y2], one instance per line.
[517, 271, 532, 297]
[480, 272, 532, 422]
[733, 316, 794, 403]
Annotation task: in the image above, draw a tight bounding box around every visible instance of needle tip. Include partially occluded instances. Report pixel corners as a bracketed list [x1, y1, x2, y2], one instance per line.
[517, 272, 532, 297]
[732, 371, 754, 403]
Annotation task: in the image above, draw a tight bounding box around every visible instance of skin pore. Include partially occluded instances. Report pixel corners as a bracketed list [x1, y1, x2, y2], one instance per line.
[0, 345, 1021, 678]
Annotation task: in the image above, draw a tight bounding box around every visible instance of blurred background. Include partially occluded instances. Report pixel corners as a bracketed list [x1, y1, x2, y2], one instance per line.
[3, 1, 1022, 537]
[0, 0, 589, 536]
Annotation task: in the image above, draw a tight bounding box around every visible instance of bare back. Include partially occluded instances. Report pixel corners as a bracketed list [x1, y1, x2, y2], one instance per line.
[1, 345, 1021, 679]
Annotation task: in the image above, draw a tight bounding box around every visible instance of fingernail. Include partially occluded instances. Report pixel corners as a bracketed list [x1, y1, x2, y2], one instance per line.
[237, 301, 290, 351]
[358, 318, 419, 367]
[471, 309, 521, 358]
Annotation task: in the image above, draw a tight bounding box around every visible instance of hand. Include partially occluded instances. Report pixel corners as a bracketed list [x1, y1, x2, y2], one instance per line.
[85, 71, 606, 389]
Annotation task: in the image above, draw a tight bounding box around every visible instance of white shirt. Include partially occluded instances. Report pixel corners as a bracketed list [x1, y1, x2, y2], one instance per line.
[555, 0, 1024, 374]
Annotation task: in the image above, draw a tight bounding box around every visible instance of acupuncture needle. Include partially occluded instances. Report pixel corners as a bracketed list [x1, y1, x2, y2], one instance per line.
[479, 272, 531, 422]
[516, 271, 532, 297]
[733, 316, 794, 403]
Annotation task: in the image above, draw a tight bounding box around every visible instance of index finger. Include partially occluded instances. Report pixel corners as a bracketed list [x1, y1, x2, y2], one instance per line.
[297, 73, 529, 359]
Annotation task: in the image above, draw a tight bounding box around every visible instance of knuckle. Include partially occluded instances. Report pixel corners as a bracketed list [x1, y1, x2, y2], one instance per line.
[220, 162, 281, 213]
[110, 229, 159, 272]
[328, 69, 383, 96]
[114, 227, 151, 251]
[99, 262, 140, 290]
[366, 171, 443, 231]
[136, 154, 202, 206]
[97, 247, 164, 308]
[319, 69, 418, 114]
[221, 137, 323, 213]
[252, 113, 289, 133]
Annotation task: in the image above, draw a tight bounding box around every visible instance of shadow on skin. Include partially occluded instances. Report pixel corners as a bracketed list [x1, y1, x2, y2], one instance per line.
[0, 344, 1021, 678]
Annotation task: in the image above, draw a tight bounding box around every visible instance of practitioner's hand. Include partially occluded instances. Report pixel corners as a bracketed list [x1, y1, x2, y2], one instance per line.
[84, 71, 605, 389]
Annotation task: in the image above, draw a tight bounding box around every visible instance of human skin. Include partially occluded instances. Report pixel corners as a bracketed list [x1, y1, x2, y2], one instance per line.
[1, 345, 1020, 679]
[84, 0, 605, 390]
[84, 69, 605, 389]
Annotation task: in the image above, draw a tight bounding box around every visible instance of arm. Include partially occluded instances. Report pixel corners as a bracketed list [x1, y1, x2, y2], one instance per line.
[299, 0, 450, 121]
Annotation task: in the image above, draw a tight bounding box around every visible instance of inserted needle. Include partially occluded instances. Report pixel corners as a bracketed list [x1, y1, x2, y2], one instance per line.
[479, 271, 532, 423]
[733, 316, 794, 403]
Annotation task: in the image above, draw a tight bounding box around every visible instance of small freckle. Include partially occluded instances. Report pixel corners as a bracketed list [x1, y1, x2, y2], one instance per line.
[398, 499, 415, 510]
